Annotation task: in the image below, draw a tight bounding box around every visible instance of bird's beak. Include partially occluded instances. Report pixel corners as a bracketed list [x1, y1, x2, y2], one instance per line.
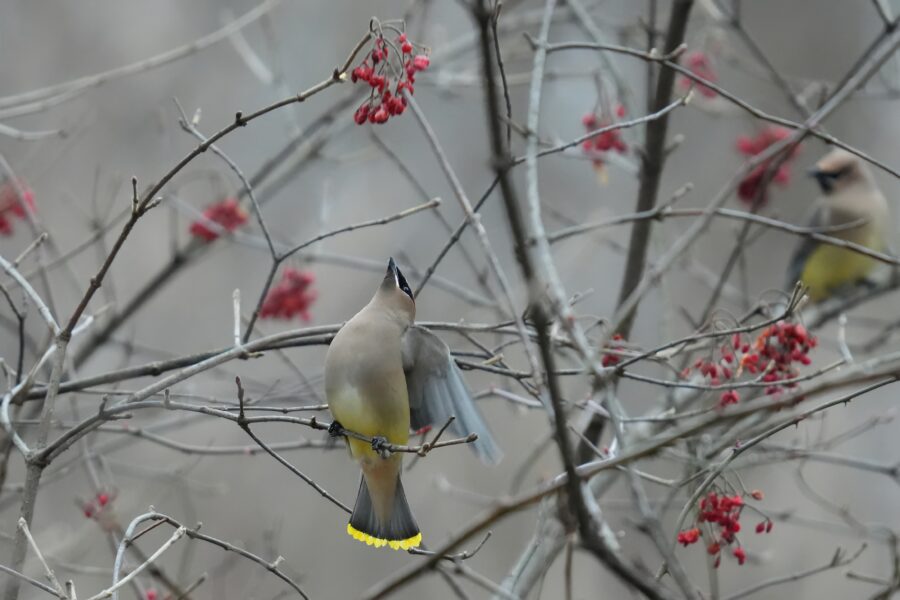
[808, 167, 834, 193]
[387, 257, 398, 277]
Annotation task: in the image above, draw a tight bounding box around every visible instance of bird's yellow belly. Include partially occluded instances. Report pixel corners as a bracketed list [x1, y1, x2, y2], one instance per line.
[801, 243, 880, 302]
[328, 384, 410, 460]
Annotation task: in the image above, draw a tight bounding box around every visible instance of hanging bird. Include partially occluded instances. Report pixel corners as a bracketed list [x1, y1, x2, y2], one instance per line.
[786, 149, 890, 302]
[325, 258, 501, 550]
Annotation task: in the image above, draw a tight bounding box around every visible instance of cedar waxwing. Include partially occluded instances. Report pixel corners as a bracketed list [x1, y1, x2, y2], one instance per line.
[785, 149, 890, 302]
[325, 258, 501, 550]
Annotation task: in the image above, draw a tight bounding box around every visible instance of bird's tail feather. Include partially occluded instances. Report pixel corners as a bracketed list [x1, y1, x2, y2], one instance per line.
[347, 476, 421, 550]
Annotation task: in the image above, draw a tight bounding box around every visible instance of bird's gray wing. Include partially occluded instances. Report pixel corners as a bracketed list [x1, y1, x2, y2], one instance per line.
[785, 204, 825, 291]
[402, 325, 502, 464]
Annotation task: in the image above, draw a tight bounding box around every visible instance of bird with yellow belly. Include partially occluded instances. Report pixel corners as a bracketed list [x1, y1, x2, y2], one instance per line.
[786, 149, 890, 302]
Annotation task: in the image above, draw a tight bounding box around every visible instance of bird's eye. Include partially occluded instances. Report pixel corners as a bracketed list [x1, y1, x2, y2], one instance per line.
[833, 166, 851, 179]
[821, 166, 851, 181]
[396, 269, 414, 300]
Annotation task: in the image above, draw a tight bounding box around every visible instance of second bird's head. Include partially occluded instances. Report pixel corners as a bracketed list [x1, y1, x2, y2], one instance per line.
[809, 149, 869, 195]
[375, 257, 416, 322]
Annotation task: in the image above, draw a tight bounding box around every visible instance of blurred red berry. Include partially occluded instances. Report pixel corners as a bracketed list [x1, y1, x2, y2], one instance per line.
[354, 104, 370, 124]
[680, 50, 718, 98]
[145, 589, 158, 600]
[733, 546, 747, 565]
[189, 198, 248, 242]
[601, 333, 626, 367]
[677, 528, 701, 546]
[372, 106, 390, 124]
[0, 179, 35, 237]
[97, 492, 110, 507]
[581, 108, 628, 172]
[719, 390, 740, 407]
[735, 127, 801, 206]
[260, 268, 317, 321]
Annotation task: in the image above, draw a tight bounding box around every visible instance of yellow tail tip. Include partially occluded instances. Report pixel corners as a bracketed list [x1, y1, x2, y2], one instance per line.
[346, 523, 422, 550]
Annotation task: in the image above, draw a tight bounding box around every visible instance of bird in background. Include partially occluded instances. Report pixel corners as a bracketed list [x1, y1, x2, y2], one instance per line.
[325, 258, 501, 550]
[785, 149, 891, 303]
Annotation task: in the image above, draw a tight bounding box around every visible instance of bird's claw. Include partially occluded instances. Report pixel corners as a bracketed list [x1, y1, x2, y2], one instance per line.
[371, 436, 390, 458]
[328, 420, 344, 437]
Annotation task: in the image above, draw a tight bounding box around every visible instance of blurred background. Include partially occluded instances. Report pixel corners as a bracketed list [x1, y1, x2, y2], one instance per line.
[2, 0, 900, 598]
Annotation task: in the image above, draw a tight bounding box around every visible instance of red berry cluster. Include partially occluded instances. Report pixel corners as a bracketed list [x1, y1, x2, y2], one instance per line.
[749, 321, 816, 395]
[679, 50, 718, 98]
[601, 333, 626, 367]
[189, 197, 248, 242]
[677, 491, 769, 567]
[699, 492, 744, 544]
[735, 126, 801, 205]
[81, 490, 113, 519]
[684, 320, 816, 407]
[260, 267, 317, 321]
[581, 105, 628, 170]
[351, 32, 430, 125]
[0, 179, 35, 236]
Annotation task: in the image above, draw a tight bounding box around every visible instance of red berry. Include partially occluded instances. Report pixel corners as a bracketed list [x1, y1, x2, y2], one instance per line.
[189, 197, 248, 242]
[373, 106, 389, 124]
[354, 104, 370, 125]
[260, 268, 318, 321]
[677, 528, 701, 546]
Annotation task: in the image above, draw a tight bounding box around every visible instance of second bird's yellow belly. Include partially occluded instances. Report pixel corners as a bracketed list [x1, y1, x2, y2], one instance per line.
[801, 243, 880, 302]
